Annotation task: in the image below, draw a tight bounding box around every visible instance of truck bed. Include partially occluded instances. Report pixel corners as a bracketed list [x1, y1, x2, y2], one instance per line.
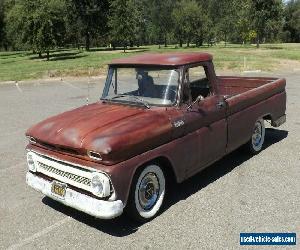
[218, 76, 283, 96]
[218, 76, 286, 115]
[218, 76, 286, 153]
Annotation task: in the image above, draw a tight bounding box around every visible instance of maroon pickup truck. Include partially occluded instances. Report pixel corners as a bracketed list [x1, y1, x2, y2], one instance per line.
[25, 53, 286, 221]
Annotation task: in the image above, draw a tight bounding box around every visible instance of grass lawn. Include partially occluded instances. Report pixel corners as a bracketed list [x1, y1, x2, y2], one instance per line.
[0, 43, 299, 81]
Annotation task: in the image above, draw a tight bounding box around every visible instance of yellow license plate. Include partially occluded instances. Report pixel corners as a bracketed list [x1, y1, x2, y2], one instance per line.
[51, 181, 67, 198]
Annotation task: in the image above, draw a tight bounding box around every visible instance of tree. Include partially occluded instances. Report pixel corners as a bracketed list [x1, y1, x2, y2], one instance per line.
[0, 0, 5, 49]
[68, 0, 109, 51]
[283, 0, 300, 42]
[217, 1, 237, 46]
[172, 0, 208, 47]
[148, 0, 174, 48]
[234, 0, 254, 44]
[172, 2, 187, 47]
[6, 0, 67, 59]
[250, 0, 284, 48]
[108, 0, 136, 52]
[132, 0, 148, 46]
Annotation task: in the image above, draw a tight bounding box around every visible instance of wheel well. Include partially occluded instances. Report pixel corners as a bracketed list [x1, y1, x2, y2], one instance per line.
[125, 156, 177, 207]
[154, 157, 177, 184]
[135, 156, 177, 185]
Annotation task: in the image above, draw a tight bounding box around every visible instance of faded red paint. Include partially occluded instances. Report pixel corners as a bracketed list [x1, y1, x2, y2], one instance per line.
[25, 52, 287, 206]
[26, 103, 172, 165]
[110, 52, 213, 66]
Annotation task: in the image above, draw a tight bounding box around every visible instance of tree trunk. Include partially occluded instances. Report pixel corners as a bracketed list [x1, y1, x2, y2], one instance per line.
[46, 51, 50, 61]
[164, 35, 167, 47]
[256, 33, 260, 48]
[38, 52, 42, 58]
[123, 45, 126, 53]
[76, 38, 80, 50]
[225, 33, 227, 47]
[85, 31, 90, 51]
[179, 39, 183, 47]
[199, 38, 203, 47]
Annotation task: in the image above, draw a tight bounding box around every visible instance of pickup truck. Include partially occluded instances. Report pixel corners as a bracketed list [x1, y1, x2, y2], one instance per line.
[25, 52, 286, 222]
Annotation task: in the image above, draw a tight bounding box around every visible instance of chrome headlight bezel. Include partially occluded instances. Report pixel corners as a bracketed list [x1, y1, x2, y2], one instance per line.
[90, 172, 111, 198]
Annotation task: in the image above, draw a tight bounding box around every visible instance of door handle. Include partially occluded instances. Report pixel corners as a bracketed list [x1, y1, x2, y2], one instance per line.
[217, 101, 226, 109]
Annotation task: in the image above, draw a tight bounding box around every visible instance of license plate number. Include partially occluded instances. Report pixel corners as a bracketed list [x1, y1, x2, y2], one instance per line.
[51, 181, 67, 198]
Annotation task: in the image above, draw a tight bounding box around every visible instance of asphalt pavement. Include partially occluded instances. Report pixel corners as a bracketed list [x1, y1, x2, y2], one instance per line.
[0, 73, 299, 249]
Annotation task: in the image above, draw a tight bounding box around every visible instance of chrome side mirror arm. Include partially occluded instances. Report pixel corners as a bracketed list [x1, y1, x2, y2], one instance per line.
[187, 95, 204, 111]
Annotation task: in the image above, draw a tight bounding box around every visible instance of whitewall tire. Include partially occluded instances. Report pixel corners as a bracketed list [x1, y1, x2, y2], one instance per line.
[127, 164, 166, 222]
[248, 118, 265, 154]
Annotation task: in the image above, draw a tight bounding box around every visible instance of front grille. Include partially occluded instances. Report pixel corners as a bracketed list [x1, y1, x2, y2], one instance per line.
[31, 152, 94, 193]
[37, 162, 91, 186]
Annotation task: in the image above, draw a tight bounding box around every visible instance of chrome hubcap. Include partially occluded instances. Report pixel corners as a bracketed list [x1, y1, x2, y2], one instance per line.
[138, 172, 160, 211]
[252, 122, 262, 147]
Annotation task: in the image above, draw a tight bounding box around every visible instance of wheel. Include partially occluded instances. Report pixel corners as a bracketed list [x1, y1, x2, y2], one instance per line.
[247, 118, 265, 154]
[126, 164, 166, 222]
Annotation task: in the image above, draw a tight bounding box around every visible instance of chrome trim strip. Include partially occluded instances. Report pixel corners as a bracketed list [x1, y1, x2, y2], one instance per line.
[271, 114, 286, 127]
[29, 149, 108, 175]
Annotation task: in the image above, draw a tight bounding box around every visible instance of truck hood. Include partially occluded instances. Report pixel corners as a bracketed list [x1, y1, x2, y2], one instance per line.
[26, 102, 172, 164]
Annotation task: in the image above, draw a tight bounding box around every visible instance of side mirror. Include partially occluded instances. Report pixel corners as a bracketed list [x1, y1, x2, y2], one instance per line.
[187, 95, 204, 110]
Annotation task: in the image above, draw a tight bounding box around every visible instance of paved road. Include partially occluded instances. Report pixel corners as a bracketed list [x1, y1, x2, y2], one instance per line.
[0, 74, 299, 249]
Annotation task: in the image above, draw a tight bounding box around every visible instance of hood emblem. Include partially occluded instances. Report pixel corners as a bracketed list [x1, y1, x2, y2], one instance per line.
[173, 120, 184, 128]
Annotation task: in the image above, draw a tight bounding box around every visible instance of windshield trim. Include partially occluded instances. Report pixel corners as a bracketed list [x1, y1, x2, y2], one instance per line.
[101, 66, 181, 107]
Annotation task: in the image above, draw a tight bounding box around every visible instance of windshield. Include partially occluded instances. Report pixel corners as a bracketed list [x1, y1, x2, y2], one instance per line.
[101, 67, 180, 107]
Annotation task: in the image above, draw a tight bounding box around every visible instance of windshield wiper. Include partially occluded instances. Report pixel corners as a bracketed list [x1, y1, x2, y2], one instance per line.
[104, 94, 150, 109]
[130, 96, 150, 109]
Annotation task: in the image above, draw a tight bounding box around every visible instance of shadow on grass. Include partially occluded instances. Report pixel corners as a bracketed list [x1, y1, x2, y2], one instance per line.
[0, 52, 26, 57]
[49, 54, 87, 61]
[29, 51, 87, 61]
[263, 46, 284, 50]
[0, 60, 18, 64]
[42, 128, 288, 236]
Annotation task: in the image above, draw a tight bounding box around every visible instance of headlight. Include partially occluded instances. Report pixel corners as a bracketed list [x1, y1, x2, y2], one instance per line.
[27, 152, 37, 172]
[91, 173, 110, 197]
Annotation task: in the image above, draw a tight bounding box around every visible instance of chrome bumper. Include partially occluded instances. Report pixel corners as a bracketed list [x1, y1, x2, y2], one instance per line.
[26, 172, 124, 219]
[271, 114, 286, 127]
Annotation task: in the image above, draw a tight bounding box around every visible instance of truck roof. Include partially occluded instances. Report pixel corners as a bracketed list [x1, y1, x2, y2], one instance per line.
[110, 52, 213, 66]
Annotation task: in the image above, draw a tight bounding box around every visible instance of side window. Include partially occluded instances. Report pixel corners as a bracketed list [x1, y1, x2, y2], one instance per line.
[188, 66, 212, 101]
[189, 66, 207, 83]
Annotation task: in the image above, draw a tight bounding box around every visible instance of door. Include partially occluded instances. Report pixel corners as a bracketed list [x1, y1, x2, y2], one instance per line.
[182, 65, 227, 176]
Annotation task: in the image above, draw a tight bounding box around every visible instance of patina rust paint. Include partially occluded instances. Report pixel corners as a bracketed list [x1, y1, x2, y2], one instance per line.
[110, 52, 213, 66]
[25, 52, 287, 206]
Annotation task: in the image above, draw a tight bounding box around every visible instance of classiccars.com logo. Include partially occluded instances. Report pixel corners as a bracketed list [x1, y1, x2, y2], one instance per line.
[240, 233, 296, 246]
